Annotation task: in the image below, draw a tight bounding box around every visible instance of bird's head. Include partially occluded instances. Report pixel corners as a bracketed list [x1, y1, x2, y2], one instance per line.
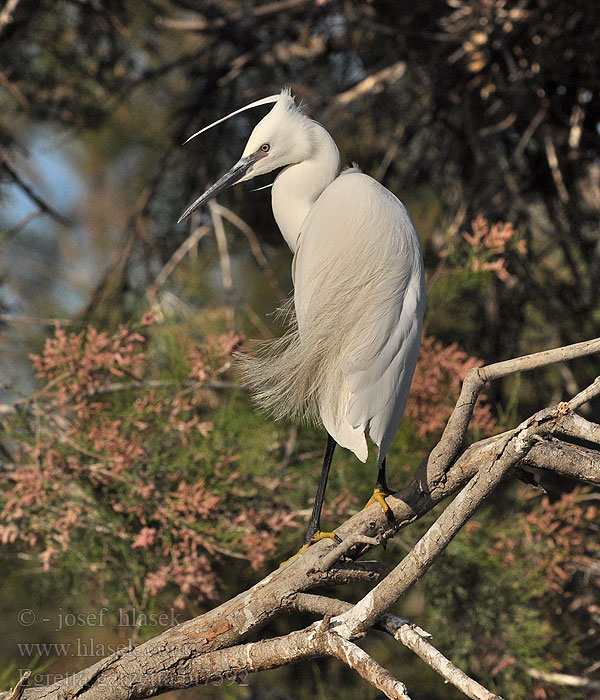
[239, 92, 313, 178]
[178, 89, 312, 223]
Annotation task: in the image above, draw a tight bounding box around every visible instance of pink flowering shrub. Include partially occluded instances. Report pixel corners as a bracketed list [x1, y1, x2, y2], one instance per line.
[461, 215, 527, 286]
[408, 335, 497, 437]
[0, 317, 497, 610]
[0, 321, 293, 607]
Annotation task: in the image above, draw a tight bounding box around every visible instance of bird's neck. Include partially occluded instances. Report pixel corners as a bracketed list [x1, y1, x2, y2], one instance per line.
[271, 124, 340, 253]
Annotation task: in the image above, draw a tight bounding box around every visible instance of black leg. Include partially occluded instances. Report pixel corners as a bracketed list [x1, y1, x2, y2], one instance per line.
[304, 433, 336, 545]
[373, 457, 394, 523]
[376, 457, 388, 492]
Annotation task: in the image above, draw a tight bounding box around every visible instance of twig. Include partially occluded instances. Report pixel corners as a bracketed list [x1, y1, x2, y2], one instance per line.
[1, 159, 70, 225]
[209, 200, 234, 329]
[528, 668, 600, 692]
[0, 379, 237, 415]
[0, 68, 29, 108]
[278, 424, 298, 474]
[242, 302, 276, 338]
[317, 533, 381, 571]
[513, 107, 545, 162]
[0, 314, 75, 326]
[0, 0, 22, 35]
[568, 375, 600, 410]
[150, 223, 211, 293]
[211, 202, 287, 300]
[543, 128, 569, 203]
[480, 338, 600, 383]
[155, 0, 320, 32]
[380, 616, 502, 700]
[6, 672, 29, 700]
[374, 124, 405, 182]
[4, 209, 43, 237]
[416, 337, 600, 492]
[331, 62, 407, 108]
[292, 595, 502, 700]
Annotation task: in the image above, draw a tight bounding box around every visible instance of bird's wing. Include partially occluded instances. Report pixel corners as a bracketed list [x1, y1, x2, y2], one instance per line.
[294, 172, 425, 462]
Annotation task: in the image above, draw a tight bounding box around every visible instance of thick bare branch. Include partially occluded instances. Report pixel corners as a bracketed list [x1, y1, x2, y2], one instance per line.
[523, 438, 600, 484]
[549, 412, 600, 446]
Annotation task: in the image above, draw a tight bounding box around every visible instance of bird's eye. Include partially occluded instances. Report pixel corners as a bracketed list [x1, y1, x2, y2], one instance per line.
[260, 143, 270, 152]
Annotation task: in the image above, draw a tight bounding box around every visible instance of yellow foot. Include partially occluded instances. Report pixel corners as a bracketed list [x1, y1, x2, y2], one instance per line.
[279, 530, 341, 567]
[363, 487, 394, 519]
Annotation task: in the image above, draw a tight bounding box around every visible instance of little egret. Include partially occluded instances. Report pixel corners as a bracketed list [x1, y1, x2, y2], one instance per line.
[178, 88, 426, 555]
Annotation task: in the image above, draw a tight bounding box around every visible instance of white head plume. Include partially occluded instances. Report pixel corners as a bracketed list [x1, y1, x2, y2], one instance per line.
[183, 91, 289, 144]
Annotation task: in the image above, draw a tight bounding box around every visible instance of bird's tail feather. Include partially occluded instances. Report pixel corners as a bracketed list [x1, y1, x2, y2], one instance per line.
[236, 312, 340, 426]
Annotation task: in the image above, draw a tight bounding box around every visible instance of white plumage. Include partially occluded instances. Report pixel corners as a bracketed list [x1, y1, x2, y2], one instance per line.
[178, 88, 425, 546]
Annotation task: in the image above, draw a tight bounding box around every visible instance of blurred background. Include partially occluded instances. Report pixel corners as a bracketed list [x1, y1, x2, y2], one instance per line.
[1, 1, 599, 699]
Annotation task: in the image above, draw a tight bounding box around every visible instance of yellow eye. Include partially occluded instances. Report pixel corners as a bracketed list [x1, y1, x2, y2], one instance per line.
[260, 143, 270, 152]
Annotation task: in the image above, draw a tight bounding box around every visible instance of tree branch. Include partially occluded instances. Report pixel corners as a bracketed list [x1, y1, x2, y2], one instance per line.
[3, 341, 599, 700]
[415, 336, 600, 492]
[292, 594, 503, 700]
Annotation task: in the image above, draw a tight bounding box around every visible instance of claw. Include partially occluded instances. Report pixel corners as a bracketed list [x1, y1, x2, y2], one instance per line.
[279, 530, 342, 567]
[363, 487, 394, 521]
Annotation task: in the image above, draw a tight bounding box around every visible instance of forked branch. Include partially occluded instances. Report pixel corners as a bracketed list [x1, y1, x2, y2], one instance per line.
[2, 338, 599, 700]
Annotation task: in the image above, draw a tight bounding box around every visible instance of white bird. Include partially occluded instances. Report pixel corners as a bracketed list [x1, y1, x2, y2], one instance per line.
[178, 88, 426, 554]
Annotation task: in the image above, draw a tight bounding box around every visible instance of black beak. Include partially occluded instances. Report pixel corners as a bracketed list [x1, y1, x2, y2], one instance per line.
[177, 153, 262, 223]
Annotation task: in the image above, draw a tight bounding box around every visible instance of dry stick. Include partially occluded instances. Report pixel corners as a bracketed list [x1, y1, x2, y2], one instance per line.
[568, 375, 600, 410]
[543, 128, 569, 203]
[0, 314, 74, 326]
[523, 439, 600, 485]
[0, 69, 29, 108]
[150, 223, 211, 292]
[156, 0, 315, 31]
[211, 202, 287, 300]
[242, 301, 276, 338]
[381, 616, 502, 700]
[292, 594, 502, 700]
[514, 107, 546, 161]
[209, 201, 234, 329]
[6, 672, 30, 700]
[416, 336, 600, 492]
[1, 159, 69, 225]
[333, 409, 552, 639]
[528, 669, 600, 692]
[550, 412, 600, 446]
[0, 0, 23, 34]
[331, 62, 407, 108]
